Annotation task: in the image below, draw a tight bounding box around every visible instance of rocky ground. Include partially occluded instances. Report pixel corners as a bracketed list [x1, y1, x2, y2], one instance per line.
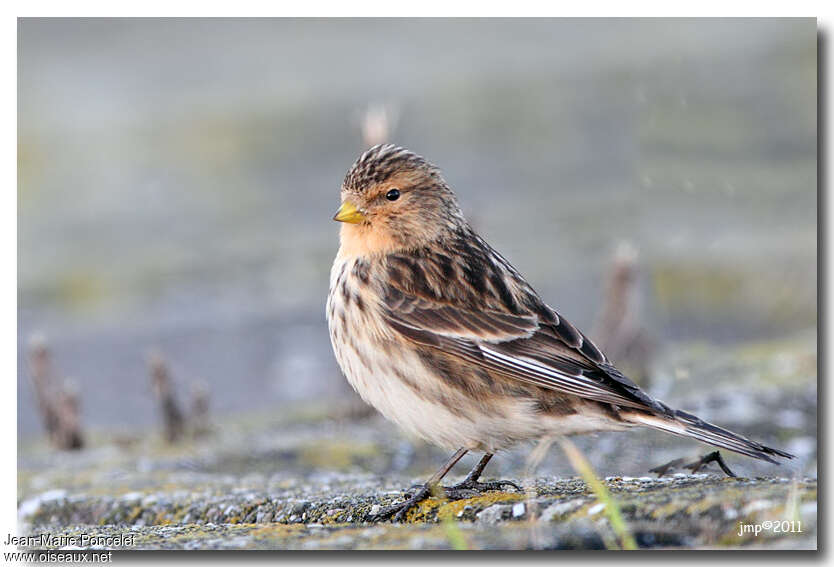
[17, 334, 817, 550]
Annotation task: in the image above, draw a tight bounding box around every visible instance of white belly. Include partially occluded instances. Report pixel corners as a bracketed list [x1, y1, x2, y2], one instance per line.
[328, 257, 473, 448]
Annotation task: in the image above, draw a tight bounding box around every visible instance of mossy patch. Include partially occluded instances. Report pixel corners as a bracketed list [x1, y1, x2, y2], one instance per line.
[436, 492, 525, 522]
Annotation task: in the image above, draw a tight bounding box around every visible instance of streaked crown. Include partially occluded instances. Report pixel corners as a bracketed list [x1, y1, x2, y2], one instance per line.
[342, 144, 439, 194]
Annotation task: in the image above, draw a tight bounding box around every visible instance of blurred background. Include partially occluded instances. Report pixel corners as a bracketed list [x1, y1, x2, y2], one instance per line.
[18, 19, 815, 480]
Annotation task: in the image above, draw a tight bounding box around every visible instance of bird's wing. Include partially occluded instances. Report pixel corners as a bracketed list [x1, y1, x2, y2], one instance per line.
[380, 243, 666, 413]
[380, 239, 793, 464]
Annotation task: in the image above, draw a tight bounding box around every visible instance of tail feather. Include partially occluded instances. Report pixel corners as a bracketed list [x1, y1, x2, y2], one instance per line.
[623, 408, 794, 464]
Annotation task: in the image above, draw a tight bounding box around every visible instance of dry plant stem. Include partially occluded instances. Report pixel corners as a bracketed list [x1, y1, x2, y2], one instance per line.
[591, 242, 655, 382]
[54, 382, 83, 449]
[525, 436, 558, 549]
[786, 475, 801, 523]
[558, 436, 638, 550]
[28, 340, 59, 439]
[148, 352, 186, 443]
[360, 103, 398, 148]
[190, 381, 211, 438]
[27, 337, 84, 450]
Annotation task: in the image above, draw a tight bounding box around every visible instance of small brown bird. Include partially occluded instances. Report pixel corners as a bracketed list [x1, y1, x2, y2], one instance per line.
[327, 144, 793, 521]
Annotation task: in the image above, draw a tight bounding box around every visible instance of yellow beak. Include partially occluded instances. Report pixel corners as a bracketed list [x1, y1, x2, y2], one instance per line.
[332, 200, 366, 224]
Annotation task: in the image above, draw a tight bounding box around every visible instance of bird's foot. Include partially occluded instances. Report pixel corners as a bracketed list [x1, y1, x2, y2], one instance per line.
[370, 477, 523, 523]
[687, 451, 737, 477]
[443, 478, 523, 500]
[650, 450, 737, 478]
[368, 484, 432, 523]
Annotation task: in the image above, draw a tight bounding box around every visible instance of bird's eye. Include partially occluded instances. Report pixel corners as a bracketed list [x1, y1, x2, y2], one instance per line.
[385, 189, 400, 201]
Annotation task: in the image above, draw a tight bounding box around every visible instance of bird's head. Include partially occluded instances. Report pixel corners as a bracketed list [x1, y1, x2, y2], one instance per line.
[333, 144, 465, 257]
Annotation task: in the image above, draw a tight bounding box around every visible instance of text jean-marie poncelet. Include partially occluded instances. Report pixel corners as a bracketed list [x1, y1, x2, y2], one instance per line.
[5, 533, 136, 548]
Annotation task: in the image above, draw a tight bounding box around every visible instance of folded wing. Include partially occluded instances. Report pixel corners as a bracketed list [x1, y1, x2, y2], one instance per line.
[381, 250, 666, 414]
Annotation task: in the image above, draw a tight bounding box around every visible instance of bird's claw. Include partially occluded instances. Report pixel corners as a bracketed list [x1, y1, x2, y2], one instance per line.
[369, 484, 431, 523]
[368, 502, 412, 523]
[370, 478, 522, 523]
[648, 457, 686, 477]
[445, 478, 523, 495]
[650, 450, 737, 478]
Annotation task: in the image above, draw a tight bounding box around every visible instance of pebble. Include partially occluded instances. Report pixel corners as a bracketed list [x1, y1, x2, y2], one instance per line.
[777, 409, 805, 429]
[540, 499, 585, 522]
[409, 536, 428, 549]
[587, 502, 607, 516]
[302, 540, 321, 550]
[512, 502, 526, 518]
[742, 500, 774, 515]
[17, 498, 43, 521]
[121, 492, 143, 504]
[476, 504, 511, 525]
[256, 509, 274, 523]
[800, 501, 816, 517]
[42, 489, 68, 502]
[331, 535, 355, 547]
[788, 437, 816, 457]
[291, 501, 311, 514]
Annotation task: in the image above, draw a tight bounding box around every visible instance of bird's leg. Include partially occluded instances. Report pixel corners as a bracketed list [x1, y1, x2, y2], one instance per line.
[442, 453, 522, 499]
[650, 450, 737, 478]
[685, 451, 737, 477]
[648, 457, 686, 477]
[370, 447, 468, 523]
